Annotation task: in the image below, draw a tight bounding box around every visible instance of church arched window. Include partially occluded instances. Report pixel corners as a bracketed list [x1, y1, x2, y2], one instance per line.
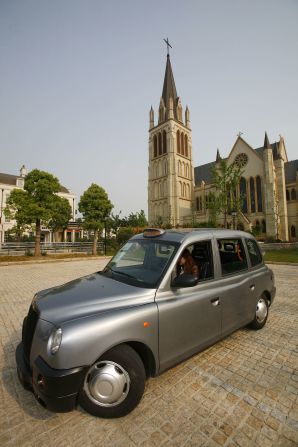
[291, 225, 296, 238]
[291, 188, 297, 200]
[163, 159, 167, 176]
[153, 135, 157, 158]
[185, 135, 188, 158]
[256, 176, 263, 212]
[163, 179, 167, 196]
[181, 132, 184, 156]
[186, 164, 189, 179]
[250, 177, 256, 213]
[178, 160, 181, 176]
[261, 219, 266, 234]
[177, 130, 180, 154]
[154, 162, 158, 178]
[240, 177, 248, 213]
[286, 190, 290, 201]
[182, 162, 185, 177]
[160, 182, 164, 198]
[163, 130, 167, 154]
[196, 197, 199, 211]
[179, 181, 182, 197]
[183, 183, 186, 198]
[158, 133, 162, 156]
[187, 184, 190, 199]
[154, 183, 158, 199]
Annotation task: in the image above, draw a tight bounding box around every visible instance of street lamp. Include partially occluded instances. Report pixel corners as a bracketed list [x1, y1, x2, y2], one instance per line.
[231, 210, 237, 230]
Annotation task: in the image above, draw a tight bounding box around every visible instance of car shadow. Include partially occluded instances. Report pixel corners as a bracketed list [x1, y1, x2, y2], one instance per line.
[1, 330, 54, 420]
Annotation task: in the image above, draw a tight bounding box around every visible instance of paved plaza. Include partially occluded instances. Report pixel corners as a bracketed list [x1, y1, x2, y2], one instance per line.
[0, 260, 297, 447]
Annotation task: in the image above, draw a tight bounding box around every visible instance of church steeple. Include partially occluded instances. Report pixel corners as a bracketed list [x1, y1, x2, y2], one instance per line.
[161, 55, 179, 120]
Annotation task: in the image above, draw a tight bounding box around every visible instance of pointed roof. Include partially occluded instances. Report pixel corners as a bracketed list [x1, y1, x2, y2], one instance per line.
[162, 55, 178, 117]
[264, 131, 271, 150]
[216, 149, 221, 163]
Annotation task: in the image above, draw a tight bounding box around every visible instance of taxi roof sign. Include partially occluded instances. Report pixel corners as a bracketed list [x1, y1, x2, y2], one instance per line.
[143, 228, 165, 238]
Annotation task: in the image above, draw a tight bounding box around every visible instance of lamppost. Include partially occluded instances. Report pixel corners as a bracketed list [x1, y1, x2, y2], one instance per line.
[103, 217, 107, 256]
[231, 210, 237, 230]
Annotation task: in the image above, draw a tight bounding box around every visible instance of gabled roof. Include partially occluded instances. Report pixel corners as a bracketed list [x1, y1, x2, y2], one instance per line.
[194, 161, 216, 184]
[0, 171, 70, 193]
[194, 140, 298, 186]
[162, 55, 178, 117]
[285, 160, 298, 184]
[255, 141, 280, 160]
[0, 173, 20, 186]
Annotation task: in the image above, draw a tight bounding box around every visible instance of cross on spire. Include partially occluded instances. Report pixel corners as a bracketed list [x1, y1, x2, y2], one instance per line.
[163, 38, 172, 56]
[237, 131, 243, 137]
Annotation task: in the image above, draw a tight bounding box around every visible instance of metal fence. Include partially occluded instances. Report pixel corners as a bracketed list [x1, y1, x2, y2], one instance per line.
[0, 241, 104, 256]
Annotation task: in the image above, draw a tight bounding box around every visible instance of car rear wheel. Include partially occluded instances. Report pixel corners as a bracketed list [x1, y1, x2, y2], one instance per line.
[78, 344, 146, 418]
[249, 295, 269, 330]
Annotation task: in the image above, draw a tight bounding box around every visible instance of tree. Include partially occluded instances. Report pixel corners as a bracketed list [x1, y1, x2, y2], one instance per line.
[48, 197, 72, 241]
[208, 159, 243, 228]
[123, 210, 148, 227]
[78, 184, 113, 255]
[5, 169, 70, 256]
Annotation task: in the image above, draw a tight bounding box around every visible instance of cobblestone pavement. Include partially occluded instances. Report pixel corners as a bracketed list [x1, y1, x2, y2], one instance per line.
[0, 261, 297, 447]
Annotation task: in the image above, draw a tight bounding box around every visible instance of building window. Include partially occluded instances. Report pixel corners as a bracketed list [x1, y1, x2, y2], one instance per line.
[185, 135, 188, 158]
[286, 190, 290, 201]
[177, 130, 180, 154]
[256, 176, 263, 212]
[163, 130, 167, 154]
[291, 226, 296, 238]
[291, 188, 297, 201]
[240, 177, 248, 213]
[261, 219, 266, 234]
[158, 133, 162, 156]
[153, 135, 157, 158]
[250, 178, 256, 213]
[163, 160, 167, 176]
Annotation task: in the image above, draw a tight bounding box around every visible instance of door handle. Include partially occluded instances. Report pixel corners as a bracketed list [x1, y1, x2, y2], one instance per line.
[211, 297, 220, 306]
[250, 285, 255, 291]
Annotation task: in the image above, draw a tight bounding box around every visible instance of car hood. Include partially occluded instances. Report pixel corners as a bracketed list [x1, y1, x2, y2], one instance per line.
[34, 272, 156, 325]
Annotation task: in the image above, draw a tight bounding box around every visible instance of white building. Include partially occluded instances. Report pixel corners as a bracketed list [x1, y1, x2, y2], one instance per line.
[0, 165, 79, 243]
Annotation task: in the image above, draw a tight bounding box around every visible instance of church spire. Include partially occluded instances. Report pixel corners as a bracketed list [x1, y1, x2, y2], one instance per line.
[264, 131, 271, 150]
[161, 55, 178, 118]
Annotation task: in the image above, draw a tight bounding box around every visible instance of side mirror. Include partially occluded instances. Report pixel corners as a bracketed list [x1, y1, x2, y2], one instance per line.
[172, 273, 198, 288]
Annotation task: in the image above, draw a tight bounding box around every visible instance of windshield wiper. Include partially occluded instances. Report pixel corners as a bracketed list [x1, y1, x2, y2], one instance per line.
[112, 270, 137, 280]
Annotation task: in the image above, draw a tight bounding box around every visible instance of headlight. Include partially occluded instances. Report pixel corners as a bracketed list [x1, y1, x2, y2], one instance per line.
[49, 327, 62, 355]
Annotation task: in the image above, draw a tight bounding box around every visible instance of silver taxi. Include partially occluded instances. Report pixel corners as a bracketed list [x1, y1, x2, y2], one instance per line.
[16, 228, 276, 418]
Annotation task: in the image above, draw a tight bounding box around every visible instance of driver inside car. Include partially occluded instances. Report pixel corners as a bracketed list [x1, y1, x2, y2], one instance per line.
[176, 248, 199, 279]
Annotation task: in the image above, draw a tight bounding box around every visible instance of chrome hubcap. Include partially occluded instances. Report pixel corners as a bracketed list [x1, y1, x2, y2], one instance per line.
[256, 298, 268, 323]
[84, 361, 130, 407]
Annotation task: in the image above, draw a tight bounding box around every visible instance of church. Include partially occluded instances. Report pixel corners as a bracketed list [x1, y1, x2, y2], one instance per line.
[147, 54, 298, 241]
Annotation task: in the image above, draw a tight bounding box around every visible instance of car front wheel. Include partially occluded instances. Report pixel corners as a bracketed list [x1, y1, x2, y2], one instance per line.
[78, 344, 146, 418]
[249, 295, 269, 330]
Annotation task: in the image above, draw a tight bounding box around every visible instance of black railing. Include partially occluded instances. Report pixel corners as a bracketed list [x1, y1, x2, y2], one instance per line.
[0, 241, 104, 256]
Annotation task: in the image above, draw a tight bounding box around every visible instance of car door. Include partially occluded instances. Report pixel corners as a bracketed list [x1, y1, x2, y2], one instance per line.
[215, 237, 253, 337]
[156, 239, 222, 372]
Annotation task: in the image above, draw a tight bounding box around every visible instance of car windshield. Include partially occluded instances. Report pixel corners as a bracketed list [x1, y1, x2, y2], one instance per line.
[102, 239, 179, 288]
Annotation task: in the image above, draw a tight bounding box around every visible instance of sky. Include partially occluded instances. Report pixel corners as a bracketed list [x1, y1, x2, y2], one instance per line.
[1, 0, 297, 217]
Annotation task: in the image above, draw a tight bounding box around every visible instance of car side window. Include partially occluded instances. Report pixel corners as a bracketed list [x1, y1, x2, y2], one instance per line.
[175, 241, 214, 282]
[217, 238, 248, 275]
[245, 239, 263, 267]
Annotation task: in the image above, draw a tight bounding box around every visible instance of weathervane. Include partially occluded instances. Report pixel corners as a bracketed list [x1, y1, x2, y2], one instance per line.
[163, 38, 172, 56]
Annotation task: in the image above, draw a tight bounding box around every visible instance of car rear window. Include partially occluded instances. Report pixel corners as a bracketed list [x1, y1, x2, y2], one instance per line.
[217, 238, 248, 275]
[245, 238, 263, 267]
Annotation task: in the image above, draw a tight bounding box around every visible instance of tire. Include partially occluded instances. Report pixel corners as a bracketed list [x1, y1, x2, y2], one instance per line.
[249, 295, 269, 330]
[78, 344, 146, 418]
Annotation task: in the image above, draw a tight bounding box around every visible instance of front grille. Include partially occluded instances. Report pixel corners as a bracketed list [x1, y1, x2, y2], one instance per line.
[22, 305, 39, 362]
